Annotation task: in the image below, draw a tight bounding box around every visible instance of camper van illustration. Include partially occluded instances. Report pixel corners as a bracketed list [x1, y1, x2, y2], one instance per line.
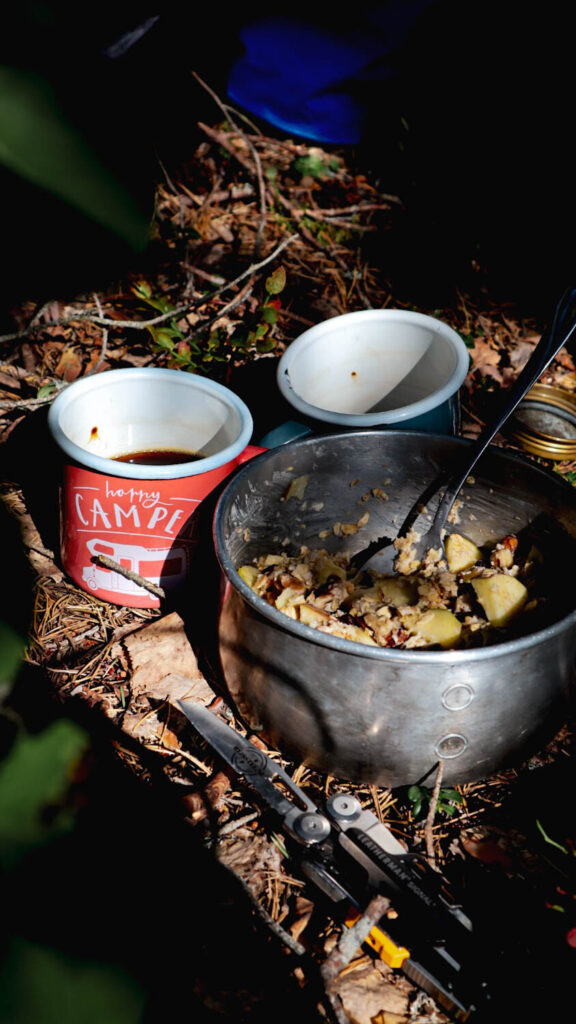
[82, 537, 188, 595]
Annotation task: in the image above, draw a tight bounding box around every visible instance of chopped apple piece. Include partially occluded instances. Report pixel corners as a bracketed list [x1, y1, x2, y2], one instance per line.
[315, 556, 348, 584]
[472, 574, 528, 626]
[414, 609, 462, 648]
[262, 554, 285, 568]
[333, 622, 378, 646]
[275, 585, 305, 610]
[445, 533, 482, 573]
[238, 565, 259, 587]
[298, 603, 332, 627]
[376, 576, 418, 607]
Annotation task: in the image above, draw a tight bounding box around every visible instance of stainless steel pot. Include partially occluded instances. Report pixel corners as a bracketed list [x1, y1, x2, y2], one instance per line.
[212, 431, 576, 787]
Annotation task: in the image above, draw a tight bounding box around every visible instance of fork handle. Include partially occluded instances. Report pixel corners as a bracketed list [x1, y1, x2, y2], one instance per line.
[431, 285, 576, 532]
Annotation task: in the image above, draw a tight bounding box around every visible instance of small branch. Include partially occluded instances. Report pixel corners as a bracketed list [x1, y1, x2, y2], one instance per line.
[92, 554, 165, 599]
[215, 232, 299, 295]
[0, 379, 69, 411]
[218, 811, 260, 837]
[319, 200, 402, 214]
[273, 189, 373, 309]
[216, 855, 307, 957]
[87, 293, 109, 374]
[321, 893, 391, 1023]
[0, 233, 299, 346]
[193, 73, 268, 257]
[191, 279, 254, 333]
[182, 263, 226, 287]
[424, 759, 445, 868]
[292, 209, 376, 232]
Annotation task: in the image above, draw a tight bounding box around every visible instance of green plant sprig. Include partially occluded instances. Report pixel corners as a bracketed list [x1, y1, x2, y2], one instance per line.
[407, 783, 463, 820]
[131, 265, 287, 372]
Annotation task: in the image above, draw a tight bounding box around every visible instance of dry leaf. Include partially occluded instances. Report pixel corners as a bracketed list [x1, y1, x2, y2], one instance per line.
[121, 710, 166, 744]
[371, 1014, 409, 1024]
[158, 725, 180, 749]
[551, 369, 576, 391]
[468, 338, 504, 382]
[182, 770, 233, 820]
[55, 346, 83, 381]
[460, 833, 514, 870]
[508, 339, 536, 371]
[555, 348, 576, 370]
[290, 897, 315, 942]
[333, 963, 409, 1024]
[121, 611, 215, 704]
[218, 831, 283, 901]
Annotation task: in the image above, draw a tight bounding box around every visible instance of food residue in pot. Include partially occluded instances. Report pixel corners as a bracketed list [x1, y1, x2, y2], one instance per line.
[237, 530, 556, 650]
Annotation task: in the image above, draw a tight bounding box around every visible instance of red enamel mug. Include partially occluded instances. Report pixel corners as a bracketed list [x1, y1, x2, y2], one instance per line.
[47, 367, 261, 608]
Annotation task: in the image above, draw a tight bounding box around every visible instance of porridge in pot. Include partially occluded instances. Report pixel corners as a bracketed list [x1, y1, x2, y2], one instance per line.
[238, 530, 561, 650]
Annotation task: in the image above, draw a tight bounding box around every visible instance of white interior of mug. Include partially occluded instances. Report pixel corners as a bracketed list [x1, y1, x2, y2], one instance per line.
[48, 368, 254, 479]
[278, 309, 470, 426]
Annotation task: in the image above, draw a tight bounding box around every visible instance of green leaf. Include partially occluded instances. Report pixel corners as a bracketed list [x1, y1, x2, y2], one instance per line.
[440, 788, 463, 806]
[0, 937, 146, 1024]
[150, 329, 176, 351]
[0, 717, 89, 870]
[536, 818, 569, 855]
[265, 265, 286, 295]
[292, 152, 331, 180]
[261, 305, 278, 325]
[0, 621, 24, 695]
[557, 468, 576, 487]
[406, 783, 462, 820]
[407, 784, 424, 817]
[258, 337, 277, 353]
[0, 65, 150, 250]
[131, 280, 152, 301]
[36, 383, 59, 400]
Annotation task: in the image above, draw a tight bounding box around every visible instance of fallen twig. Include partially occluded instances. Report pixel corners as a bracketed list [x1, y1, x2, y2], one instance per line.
[193, 73, 268, 257]
[93, 554, 165, 599]
[320, 893, 391, 1024]
[87, 292, 109, 375]
[424, 760, 445, 868]
[0, 232, 300, 348]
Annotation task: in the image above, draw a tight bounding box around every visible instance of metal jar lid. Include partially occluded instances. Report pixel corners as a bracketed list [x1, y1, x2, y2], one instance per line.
[509, 383, 576, 459]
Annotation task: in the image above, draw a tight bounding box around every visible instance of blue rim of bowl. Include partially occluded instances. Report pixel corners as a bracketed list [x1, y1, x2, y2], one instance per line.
[277, 309, 470, 427]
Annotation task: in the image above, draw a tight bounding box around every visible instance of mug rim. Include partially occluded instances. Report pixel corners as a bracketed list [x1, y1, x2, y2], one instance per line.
[277, 308, 470, 426]
[47, 366, 254, 479]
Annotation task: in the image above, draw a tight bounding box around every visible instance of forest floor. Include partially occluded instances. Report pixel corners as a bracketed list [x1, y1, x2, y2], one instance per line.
[1, 78, 576, 1024]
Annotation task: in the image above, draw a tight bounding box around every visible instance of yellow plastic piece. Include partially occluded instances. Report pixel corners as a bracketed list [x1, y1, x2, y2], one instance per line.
[345, 909, 410, 969]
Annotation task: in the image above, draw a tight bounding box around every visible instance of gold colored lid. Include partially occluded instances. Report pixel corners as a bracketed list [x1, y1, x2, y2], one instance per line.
[510, 383, 576, 460]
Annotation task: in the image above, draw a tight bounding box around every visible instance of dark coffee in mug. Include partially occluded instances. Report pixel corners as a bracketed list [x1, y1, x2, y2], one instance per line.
[113, 449, 205, 466]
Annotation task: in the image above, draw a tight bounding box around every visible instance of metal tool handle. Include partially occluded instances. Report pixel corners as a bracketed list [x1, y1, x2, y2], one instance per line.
[429, 285, 576, 540]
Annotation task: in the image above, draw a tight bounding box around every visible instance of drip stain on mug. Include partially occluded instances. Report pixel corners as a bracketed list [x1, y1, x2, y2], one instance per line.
[114, 449, 205, 466]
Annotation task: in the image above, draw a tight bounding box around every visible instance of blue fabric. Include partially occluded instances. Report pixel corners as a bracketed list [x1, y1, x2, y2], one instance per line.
[226, 4, 436, 143]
